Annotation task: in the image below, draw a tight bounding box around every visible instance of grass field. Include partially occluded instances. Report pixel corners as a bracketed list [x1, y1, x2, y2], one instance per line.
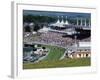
[23, 44, 91, 69]
[41, 45, 66, 61]
[23, 58, 91, 69]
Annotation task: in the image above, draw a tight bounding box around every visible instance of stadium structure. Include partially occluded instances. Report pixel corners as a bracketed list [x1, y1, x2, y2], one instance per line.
[23, 15, 91, 62]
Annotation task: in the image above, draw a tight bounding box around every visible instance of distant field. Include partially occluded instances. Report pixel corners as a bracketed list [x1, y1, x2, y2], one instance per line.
[23, 58, 91, 69]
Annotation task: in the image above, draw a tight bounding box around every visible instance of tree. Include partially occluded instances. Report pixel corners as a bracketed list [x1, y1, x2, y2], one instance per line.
[33, 24, 41, 32]
[24, 26, 31, 32]
[42, 47, 46, 49]
[23, 15, 57, 24]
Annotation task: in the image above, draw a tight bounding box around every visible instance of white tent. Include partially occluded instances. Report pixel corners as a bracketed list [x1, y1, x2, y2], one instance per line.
[38, 26, 50, 33]
[29, 22, 34, 26]
[50, 16, 65, 27]
[60, 16, 64, 24]
[50, 16, 69, 27]
[60, 20, 64, 25]
[56, 17, 60, 24]
[64, 16, 69, 25]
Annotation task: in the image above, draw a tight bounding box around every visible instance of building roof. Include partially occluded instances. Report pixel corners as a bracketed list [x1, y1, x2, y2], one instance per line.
[78, 42, 90, 47]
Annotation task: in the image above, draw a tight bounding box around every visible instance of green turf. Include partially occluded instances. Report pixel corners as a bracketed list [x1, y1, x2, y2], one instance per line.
[41, 45, 66, 61]
[23, 58, 91, 69]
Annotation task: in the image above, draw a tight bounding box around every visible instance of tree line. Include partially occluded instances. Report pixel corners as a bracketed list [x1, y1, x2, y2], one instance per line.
[23, 15, 57, 24]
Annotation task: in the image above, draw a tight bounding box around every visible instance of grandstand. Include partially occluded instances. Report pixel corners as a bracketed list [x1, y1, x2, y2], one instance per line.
[23, 14, 91, 63]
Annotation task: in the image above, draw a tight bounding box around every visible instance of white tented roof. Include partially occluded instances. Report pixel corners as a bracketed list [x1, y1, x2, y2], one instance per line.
[65, 20, 69, 25]
[65, 16, 69, 25]
[38, 26, 50, 33]
[50, 16, 69, 27]
[29, 22, 34, 26]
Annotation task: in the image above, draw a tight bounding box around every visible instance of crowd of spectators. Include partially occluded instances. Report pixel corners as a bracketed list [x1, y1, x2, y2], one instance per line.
[23, 30, 90, 48]
[24, 31, 74, 47]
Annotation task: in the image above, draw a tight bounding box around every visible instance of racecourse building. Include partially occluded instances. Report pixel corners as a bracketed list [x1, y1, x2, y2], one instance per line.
[67, 42, 91, 58]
